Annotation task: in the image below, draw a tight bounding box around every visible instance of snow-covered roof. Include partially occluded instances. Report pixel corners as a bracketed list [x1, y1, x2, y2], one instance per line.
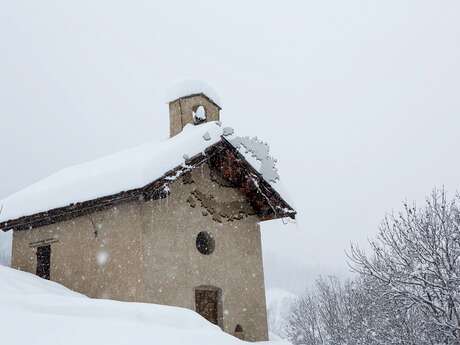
[165, 80, 222, 108]
[0, 122, 220, 223]
[0, 121, 295, 227]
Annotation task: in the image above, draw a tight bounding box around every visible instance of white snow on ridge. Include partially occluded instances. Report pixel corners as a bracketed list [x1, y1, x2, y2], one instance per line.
[0, 121, 292, 224]
[1, 265, 290, 345]
[165, 80, 222, 107]
[231, 136, 279, 183]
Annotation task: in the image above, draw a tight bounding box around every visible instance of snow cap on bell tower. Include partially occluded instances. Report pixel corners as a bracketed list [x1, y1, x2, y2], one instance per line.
[167, 81, 222, 137]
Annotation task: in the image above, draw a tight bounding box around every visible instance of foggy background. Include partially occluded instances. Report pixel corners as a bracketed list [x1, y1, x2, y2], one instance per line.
[1, 1, 460, 294]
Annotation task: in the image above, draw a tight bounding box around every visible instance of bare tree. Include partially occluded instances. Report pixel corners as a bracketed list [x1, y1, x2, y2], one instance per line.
[349, 189, 460, 344]
[285, 290, 324, 345]
[285, 275, 434, 345]
[285, 189, 458, 345]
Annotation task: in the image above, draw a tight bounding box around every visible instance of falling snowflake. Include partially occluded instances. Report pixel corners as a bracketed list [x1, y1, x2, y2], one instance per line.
[96, 250, 109, 266]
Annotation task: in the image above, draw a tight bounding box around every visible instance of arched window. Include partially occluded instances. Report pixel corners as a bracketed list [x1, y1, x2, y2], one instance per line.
[192, 105, 207, 124]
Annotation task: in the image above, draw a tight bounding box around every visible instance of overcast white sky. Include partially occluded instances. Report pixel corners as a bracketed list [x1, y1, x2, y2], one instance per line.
[1, 1, 460, 293]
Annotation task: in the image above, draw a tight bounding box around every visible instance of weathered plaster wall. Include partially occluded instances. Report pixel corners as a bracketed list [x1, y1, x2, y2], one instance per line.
[169, 94, 220, 137]
[11, 201, 145, 302]
[141, 163, 268, 341]
[11, 162, 268, 341]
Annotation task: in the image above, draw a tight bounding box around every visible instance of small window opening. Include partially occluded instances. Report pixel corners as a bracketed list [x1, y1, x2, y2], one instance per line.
[234, 324, 245, 340]
[36, 245, 51, 280]
[193, 105, 207, 124]
[196, 231, 215, 255]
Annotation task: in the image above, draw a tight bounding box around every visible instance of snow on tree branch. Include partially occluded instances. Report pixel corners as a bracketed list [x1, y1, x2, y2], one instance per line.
[348, 188, 460, 343]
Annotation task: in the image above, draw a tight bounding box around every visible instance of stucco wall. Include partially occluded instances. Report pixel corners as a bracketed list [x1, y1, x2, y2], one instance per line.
[12, 201, 145, 301]
[169, 94, 220, 137]
[11, 162, 268, 341]
[141, 163, 268, 341]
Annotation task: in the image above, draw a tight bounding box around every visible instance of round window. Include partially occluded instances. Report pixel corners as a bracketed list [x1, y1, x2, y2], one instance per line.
[196, 231, 215, 255]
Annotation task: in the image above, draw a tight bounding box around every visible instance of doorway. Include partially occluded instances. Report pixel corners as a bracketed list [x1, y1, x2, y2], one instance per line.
[36, 245, 51, 280]
[195, 286, 222, 327]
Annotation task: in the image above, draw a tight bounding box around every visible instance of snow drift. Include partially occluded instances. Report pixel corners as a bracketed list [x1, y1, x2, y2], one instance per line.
[0, 265, 288, 345]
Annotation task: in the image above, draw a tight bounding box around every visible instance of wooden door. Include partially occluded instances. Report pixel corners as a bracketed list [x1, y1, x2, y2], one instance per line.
[36, 245, 51, 280]
[195, 289, 219, 325]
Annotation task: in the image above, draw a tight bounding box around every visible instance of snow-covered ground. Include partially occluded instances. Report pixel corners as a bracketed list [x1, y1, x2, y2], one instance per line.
[0, 265, 289, 345]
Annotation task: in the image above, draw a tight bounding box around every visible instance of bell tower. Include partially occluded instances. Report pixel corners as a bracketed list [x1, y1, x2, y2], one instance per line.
[169, 93, 221, 137]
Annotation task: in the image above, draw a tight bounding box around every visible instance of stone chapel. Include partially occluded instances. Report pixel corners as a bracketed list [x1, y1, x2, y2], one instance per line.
[0, 92, 295, 342]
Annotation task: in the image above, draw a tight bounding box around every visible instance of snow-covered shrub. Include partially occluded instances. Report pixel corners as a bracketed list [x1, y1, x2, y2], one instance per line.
[350, 188, 460, 344]
[286, 189, 460, 345]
